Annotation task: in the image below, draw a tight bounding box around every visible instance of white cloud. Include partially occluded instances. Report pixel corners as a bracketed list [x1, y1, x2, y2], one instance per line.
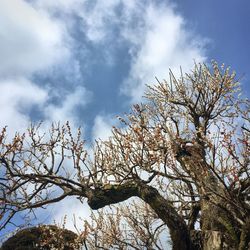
[0, 78, 47, 134]
[80, 0, 120, 42]
[121, 2, 206, 102]
[44, 86, 91, 124]
[31, 0, 120, 43]
[92, 115, 117, 141]
[31, 0, 83, 13]
[34, 0, 206, 103]
[0, 0, 68, 77]
[0, 0, 88, 133]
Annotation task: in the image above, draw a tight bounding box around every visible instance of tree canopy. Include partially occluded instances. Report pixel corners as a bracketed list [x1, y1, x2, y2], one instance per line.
[0, 62, 249, 249]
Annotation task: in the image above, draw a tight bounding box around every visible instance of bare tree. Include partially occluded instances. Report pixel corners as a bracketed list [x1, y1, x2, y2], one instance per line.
[0, 62, 249, 249]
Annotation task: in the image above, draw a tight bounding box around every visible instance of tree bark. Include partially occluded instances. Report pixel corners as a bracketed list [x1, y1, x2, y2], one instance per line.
[86, 182, 193, 250]
[137, 183, 193, 250]
[86, 182, 138, 209]
[173, 141, 244, 249]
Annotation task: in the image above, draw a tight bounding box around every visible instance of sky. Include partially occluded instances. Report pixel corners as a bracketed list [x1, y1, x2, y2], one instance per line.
[0, 0, 250, 238]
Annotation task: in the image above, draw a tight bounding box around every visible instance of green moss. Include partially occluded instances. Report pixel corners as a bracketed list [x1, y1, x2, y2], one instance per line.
[218, 216, 238, 244]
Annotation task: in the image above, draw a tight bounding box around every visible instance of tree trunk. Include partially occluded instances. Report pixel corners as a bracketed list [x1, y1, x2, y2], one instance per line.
[191, 230, 229, 250]
[137, 183, 193, 250]
[173, 141, 247, 249]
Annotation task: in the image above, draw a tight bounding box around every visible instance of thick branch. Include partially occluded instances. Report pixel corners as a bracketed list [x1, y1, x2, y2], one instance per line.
[137, 183, 192, 250]
[86, 182, 138, 210]
[86, 182, 193, 250]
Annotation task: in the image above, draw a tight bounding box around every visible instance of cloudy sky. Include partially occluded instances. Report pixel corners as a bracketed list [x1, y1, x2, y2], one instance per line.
[1, 0, 250, 236]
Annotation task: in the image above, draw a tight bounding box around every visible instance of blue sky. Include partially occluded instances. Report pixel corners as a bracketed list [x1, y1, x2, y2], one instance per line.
[0, 0, 249, 235]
